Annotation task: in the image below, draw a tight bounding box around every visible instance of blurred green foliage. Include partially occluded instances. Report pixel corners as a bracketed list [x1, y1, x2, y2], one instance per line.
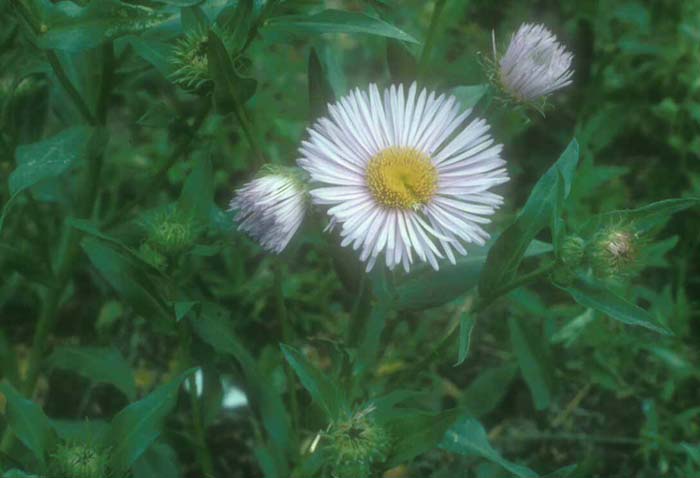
[0, 0, 699, 478]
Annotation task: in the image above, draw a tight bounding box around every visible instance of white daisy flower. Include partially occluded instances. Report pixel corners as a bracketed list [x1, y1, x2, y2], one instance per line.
[230, 168, 308, 253]
[298, 83, 509, 272]
[498, 23, 574, 102]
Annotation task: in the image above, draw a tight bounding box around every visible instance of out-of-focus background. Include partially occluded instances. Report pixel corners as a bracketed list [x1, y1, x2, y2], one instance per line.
[1, 0, 699, 477]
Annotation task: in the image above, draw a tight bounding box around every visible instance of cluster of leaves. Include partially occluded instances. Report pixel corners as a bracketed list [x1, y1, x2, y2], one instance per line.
[0, 1, 698, 478]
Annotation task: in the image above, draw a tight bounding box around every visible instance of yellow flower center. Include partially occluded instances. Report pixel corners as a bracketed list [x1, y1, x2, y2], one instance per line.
[366, 147, 437, 209]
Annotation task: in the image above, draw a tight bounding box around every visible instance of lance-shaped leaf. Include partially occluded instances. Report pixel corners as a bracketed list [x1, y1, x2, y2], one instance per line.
[308, 47, 335, 121]
[280, 344, 346, 420]
[0, 382, 57, 464]
[440, 417, 538, 478]
[558, 275, 672, 335]
[385, 408, 461, 466]
[47, 346, 136, 400]
[265, 10, 419, 44]
[108, 370, 194, 472]
[190, 306, 291, 475]
[581, 197, 699, 235]
[395, 240, 552, 311]
[479, 139, 579, 298]
[37, 0, 173, 52]
[509, 318, 553, 410]
[82, 238, 171, 321]
[207, 29, 257, 115]
[1, 126, 94, 233]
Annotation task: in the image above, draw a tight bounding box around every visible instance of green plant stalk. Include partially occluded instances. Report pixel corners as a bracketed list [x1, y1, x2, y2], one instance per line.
[231, 97, 265, 167]
[275, 264, 300, 443]
[178, 324, 216, 478]
[419, 0, 448, 76]
[410, 260, 557, 373]
[0, 25, 108, 455]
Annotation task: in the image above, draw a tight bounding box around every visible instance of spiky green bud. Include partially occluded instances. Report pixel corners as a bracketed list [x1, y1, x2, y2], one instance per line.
[560, 235, 586, 268]
[51, 443, 110, 478]
[325, 405, 391, 478]
[140, 206, 199, 256]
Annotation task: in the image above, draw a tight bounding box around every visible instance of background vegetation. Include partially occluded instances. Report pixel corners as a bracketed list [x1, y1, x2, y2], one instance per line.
[0, 0, 699, 477]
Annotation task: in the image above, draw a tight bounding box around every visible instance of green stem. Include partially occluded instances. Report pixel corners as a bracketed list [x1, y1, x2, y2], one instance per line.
[47, 52, 98, 126]
[178, 325, 216, 478]
[407, 260, 557, 375]
[231, 98, 264, 167]
[418, 0, 448, 76]
[275, 264, 299, 441]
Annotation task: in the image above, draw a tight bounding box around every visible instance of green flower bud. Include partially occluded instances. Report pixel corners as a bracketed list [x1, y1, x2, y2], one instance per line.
[169, 27, 212, 93]
[140, 206, 199, 256]
[51, 443, 110, 478]
[591, 226, 638, 278]
[560, 235, 585, 268]
[325, 405, 391, 478]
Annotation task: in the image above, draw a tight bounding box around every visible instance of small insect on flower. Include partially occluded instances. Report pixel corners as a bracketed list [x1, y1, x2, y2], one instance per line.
[298, 82, 509, 272]
[497, 23, 574, 103]
[230, 167, 308, 253]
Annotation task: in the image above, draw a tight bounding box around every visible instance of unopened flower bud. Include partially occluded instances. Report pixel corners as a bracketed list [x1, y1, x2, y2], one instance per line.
[52, 443, 110, 478]
[591, 227, 638, 278]
[141, 207, 199, 256]
[169, 27, 212, 93]
[496, 23, 574, 104]
[560, 235, 585, 268]
[325, 405, 391, 478]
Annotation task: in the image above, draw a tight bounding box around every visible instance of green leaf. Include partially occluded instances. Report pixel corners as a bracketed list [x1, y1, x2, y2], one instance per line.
[582, 197, 699, 235]
[82, 238, 170, 322]
[559, 276, 672, 335]
[190, 307, 291, 475]
[454, 313, 476, 366]
[37, 0, 173, 52]
[178, 157, 214, 225]
[509, 318, 552, 410]
[0, 382, 56, 464]
[51, 419, 110, 443]
[308, 47, 335, 121]
[451, 84, 489, 109]
[216, 0, 253, 50]
[126, 36, 177, 78]
[460, 364, 517, 418]
[132, 442, 182, 478]
[395, 240, 552, 311]
[108, 370, 194, 473]
[480, 139, 579, 298]
[47, 346, 136, 400]
[280, 344, 346, 420]
[440, 418, 538, 478]
[1, 126, 93, 233]
[181, 6, 208, 32]
[386, 408, 461, 465]
[2, 471, 41, 478]
[265, 10, 419, 44]
[207, 29, 257, 115]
